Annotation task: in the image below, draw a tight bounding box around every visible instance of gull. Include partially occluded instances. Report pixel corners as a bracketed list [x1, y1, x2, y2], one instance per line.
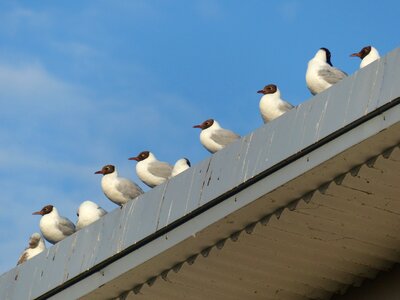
[129, 151, 173, 188]
[171, 158, 191, 177]
[193, 119, 240, 153]
[257, 84, 294, 123]
[32, 205, 76, 244]
[17, 233, 46, 265]
[95, 164, 143, 206]
[350, 45, 380, 68]
[76, 200, 107, 230]
[306, 47, 347, 95]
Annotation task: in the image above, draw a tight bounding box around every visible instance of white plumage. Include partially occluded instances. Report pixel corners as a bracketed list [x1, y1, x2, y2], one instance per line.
[306, 48, 347, 95]
[194, 119, 240, 154]
[17, 233, 46, 265]
[76, 200, 107, 230]
[129, 151, 173, 188]
[351, 46, 380, 69]
[33, 205, 76, 244]
[171, 158, 191, 177]
[257, 84, 294, 123]
[95, 164, 143, 206]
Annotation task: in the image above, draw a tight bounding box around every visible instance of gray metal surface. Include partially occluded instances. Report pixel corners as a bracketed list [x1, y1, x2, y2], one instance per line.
[130, 149, 400, 299]
[0, 48, 399, 300]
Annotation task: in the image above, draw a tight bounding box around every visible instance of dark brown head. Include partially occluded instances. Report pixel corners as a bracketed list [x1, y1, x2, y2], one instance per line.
[129, 151, 150, 162]
[350, 46, 371, 59]
[320, 47, 332, 66]
[184, 158, 191, 167]
[193, 119, 214, 130]
[94, 164, 115, 175]
[32, 205, 54, 216]
[257, 84, 277, 95]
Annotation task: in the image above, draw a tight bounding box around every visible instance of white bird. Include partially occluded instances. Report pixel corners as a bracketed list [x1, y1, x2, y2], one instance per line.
[129, 151, 173, 188]
[193, 119, 240, 153]
[95, 164, 144, 206]
[32, 205, 76, 244]
[76, 200, 107, 230]
[17, 233, 46, 265]
[257, 84, 294, 123]
[350, 45, 380, 68]
[306, 47, 347, 95]
[171, 158, 191, 177]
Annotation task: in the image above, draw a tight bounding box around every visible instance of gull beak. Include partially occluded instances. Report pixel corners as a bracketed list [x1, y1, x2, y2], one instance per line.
[350, 52, 361, 57]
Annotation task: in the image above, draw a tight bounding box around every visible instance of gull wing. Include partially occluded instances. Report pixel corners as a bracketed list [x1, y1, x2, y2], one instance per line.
[318, 67, 348, 84]
[147, 162, 173, 179]
[210, 129, 240, 147]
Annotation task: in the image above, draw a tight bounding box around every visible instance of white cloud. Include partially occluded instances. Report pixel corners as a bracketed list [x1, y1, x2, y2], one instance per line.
[0, 62, 90, 110]
[0, 58, 205, 273]
[0, 7, 50, 36]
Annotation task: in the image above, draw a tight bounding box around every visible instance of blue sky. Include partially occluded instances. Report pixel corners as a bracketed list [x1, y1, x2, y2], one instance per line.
[0, 0, 398, 274]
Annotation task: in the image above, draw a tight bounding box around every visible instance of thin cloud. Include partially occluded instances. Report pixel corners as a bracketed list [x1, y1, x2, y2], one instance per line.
[0, 6, 50, 36]
[277, 1, 299, 22]
[51, 41, 102, 59]
[195, 0, 223, 20]
[0, 59, 204, 273]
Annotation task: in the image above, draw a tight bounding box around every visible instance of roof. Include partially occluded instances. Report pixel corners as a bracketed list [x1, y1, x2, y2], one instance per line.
[1, 48, 400, 300]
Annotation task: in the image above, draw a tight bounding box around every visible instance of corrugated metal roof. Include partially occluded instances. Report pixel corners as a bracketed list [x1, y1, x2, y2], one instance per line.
[117, 143, 400, 300]
[1, 48, 400, 300]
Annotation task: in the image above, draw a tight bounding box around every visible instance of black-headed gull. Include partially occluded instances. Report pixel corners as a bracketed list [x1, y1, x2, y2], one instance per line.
[193, 119, 240, 153]
[32, 205, 76, 244]
[76, 200, 107, 230]
[17, 232, 46, 265]
[171, 158, 191, 177]
[306, 47, 347, 95]
[257, 84, 294, 123]
[350, 45, 380, 68]
[129, 151, 173, 188]
[95, 164, 143, 206]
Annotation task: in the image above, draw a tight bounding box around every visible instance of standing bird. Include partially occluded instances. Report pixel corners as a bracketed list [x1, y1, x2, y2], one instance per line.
[17, 233, 46, 265]
[171, 158, 191, 177]
[129, 151, 173, 188]
[95, 164, 143, 206]
[257, 84, 294, 123]
[76, 200, 107, 230]
[306, 47, 347, 95]
[32, 205, 76, 244]
[193, 119, 240, 153]
[350, 45, 380, 68]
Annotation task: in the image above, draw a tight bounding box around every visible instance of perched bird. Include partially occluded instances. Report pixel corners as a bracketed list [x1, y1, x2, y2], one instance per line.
[32, 205, 76, 244]
[171, 158, 191, 177]
[95, 164, 143, 206]
[193, 119, 240, 153]
[350, 45, 380, 68]
[76, 200, 107, 230]
[17, 233, 46, 265]
[129, 151, 173, 188]
[257, 84, 294, 123]
[306, 47, 347, 95]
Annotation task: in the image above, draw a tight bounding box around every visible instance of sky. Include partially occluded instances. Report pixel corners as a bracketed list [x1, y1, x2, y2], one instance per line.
[0, 0, 398, 274]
